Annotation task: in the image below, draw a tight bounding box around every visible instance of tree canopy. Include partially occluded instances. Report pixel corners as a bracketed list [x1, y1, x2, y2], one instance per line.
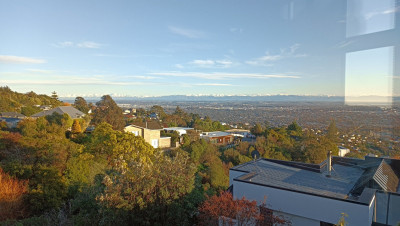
[91, 95, 125, 130]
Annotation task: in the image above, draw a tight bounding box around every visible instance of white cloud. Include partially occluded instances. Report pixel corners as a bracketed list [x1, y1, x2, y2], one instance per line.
[175, 64, 184, 69]
[189, 59, 234, 68]
[76, 41, 102, 49]
[216, 60, 233, 67]
[246, 44, 306, 66]
[26, 69, 54, 73]
[195, 83, 234, 86]
[0, 55, 46, 64]
[190, 59, 215, 67]
[53, 41, 102, 49]
[149, 71, 300, 80]
[168, 26, 205, 38]
[230, 28, 243, 33]
[123, 75, 159, 80]
[0, 78, 155, 86]
[365, 6, 399, 20]
[58, 41, 74, 47]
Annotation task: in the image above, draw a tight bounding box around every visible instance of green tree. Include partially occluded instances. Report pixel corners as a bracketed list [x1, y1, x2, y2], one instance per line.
[150, 105, 167, 119]
[287, 121, 303, 138]
[98, 151, 196, 225]
[327, 120, 339, 143]
[74, 96, 89, 114]
[21, 105, 41, 116]
[251, 123, 264, 136]
[92, 95, 125, 130]
[302, 131, 328, 164]
[51, 91, 58, 100]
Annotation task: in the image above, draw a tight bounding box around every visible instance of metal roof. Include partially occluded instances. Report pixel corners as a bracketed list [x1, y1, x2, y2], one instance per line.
[202, 131, 232, 138]
[31, 106, 85, 119]
[0, 112, 25, 118]
[232, 158, 364, 200]
[231, 157, 400, 203]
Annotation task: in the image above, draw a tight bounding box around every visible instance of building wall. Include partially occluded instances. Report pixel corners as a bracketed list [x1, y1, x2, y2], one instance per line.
[229, 170, 247, 186]
[143, 129, 161, 146]
[159, 137, 171, 148]
[124, 126, 143, 136]
[273, 211, 320, 226]
[209, 135, 233, 145]
[231, 173, 374, 225]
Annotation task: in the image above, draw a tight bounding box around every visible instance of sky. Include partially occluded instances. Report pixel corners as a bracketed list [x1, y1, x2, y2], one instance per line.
[0, 0, 398, 97]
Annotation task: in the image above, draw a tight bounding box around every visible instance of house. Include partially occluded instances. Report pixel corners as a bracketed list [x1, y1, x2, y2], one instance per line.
[225, 129, 252, 138]
[338, 146, 350, 157]
[124, 122, 170, 148]
[31, 106, 85, 119]
[0, 112, 26, 128]
[229, 155, 400, 226]
[200, 131, 234, 145]
[163, 127, 194, 136]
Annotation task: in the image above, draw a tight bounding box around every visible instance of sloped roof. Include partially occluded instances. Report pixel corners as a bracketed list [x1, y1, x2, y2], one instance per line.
[128, 121, 163, 130]
[0, 112, 25, 118]
[31, 106, 85, 119]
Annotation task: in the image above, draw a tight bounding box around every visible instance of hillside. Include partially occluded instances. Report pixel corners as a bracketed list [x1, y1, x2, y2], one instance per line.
[0, 86, 62, 116]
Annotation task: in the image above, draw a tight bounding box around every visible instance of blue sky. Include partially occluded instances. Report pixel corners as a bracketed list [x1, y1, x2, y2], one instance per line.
[0, 0, 398, 97]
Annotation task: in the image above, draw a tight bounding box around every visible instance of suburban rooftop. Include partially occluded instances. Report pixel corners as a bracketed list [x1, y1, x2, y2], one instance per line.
[231, 156, 400, 204]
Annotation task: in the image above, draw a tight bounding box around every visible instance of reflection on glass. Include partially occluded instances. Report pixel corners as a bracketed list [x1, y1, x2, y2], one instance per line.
[345, 46, 394, 105]
[346, 0, 395, 37]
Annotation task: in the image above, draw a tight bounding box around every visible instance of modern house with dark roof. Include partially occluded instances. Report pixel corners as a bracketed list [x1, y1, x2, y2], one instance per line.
[229, 155, 400, 225]
[31, 106, 85, 119]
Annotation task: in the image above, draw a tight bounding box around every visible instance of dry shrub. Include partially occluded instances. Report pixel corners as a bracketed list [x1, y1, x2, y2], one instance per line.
[0, 168, 28, 221]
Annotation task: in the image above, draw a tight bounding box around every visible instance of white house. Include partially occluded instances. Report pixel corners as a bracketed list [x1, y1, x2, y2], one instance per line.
[229, 156, 400, 225]
[163, 127, 194, 136]
[338, 146, 350, 157]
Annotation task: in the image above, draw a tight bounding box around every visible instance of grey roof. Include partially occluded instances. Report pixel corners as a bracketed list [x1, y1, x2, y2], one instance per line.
[0, 112, 25, 118]
[232, 159, 364, 200]
[203, 131, 232, 138]
[231, 157, 400, 203]
[31, 106, 85, 119]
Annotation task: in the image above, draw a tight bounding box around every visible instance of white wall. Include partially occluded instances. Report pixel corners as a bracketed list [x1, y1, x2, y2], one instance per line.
[232, 179, 374, 225]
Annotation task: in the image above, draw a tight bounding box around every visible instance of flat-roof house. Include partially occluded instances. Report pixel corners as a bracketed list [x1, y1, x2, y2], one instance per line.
[229, 155, 400, 225]
[200, 131, 234, 145]
[31, 106, 85, 119]
[124, 122, 170, 149]
[163, 127, 194, 136]
[225, 129, 251, 138]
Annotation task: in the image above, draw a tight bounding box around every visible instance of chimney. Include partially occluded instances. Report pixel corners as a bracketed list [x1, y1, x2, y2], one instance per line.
[327, 151, 332, 177]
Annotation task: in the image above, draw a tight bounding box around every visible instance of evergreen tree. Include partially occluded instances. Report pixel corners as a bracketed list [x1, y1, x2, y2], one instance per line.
[51, 91, 58, 100]
[287, 121, 303, 138]
[92, 95, 125, 130]
[74, 96, 89, 114]
[327, 120, 339, 143]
